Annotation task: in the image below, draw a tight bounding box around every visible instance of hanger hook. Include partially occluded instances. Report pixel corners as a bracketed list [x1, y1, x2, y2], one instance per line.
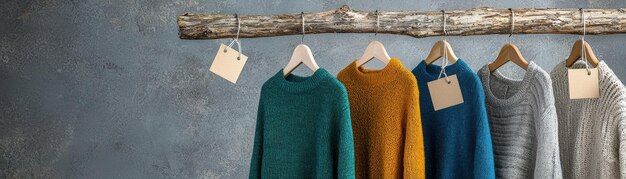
[437, 10, 451, 84]
[374, 10, 380, 38]
[580, 8, 591, 74]
[580, 8, 586, 41]
[301, 12, 305, 44]
[441, 10, 447, 40]
[508, 8, 514, 43]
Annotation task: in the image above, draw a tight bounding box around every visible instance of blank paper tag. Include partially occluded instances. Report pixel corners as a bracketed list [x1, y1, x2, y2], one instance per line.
[427, 75, 464, 111]
[568, 68, 599, 99]
[209, 44, 248, 84]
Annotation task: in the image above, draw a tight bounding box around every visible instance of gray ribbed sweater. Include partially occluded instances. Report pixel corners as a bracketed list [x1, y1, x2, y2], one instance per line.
[551, 61, 626, 179]
[478, 62, 563, 179]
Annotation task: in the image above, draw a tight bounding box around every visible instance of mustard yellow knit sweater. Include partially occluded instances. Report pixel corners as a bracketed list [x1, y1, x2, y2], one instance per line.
[337, 58, 425, 179]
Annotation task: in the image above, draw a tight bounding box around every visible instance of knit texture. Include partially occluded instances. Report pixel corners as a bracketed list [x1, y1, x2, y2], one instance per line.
[551, 61, 626, 179]
[337, 58, 425, 179]
[412, 60, 496, 179]
[478, 62, 563, 179]
[249, 68, 355, 179]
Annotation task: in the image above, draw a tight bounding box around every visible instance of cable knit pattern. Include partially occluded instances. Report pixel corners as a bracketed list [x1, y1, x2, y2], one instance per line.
[551, 61, 626, 179]
[411, 60, 495, 179]
[249, 68, 355, 179]
[478, 62, 563, 179]
[337, 58, 425, 179]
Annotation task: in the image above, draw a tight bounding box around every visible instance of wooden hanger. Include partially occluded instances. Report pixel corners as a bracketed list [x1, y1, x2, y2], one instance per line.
[355, 40, 391, 66]
[566, 9, 600, 68]
[425, 40, 458, 65]
[565, 39, 600, 67]
[282, 44, 319, 76]
[356, 10, 391, 67]
[282, 12, 320, 76]
[488, 43, 529, 72]
[487, 8, 528, 72]
[489, 9, 529, 72]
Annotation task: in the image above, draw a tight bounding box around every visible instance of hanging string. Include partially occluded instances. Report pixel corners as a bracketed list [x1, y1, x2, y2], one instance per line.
[437, 10, 451, 84]
[225, 13, 242, 60]
[236, 14, 241, 40]
[580, 8, 591, 75]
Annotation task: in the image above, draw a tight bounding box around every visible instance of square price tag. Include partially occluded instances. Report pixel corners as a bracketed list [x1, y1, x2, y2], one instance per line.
[427, 75, 464, 111]
[568, 68, 599, 99]
[209, 44, 248, 84]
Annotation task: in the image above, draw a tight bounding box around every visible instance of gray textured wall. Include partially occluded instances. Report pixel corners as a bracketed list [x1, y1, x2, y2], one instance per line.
[1, 0, 625, 178]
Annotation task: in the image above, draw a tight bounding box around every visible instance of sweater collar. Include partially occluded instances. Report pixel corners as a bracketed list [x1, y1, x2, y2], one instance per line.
[479, 61, 539, 106]
[552, 60, 613, 89]
[413, 59, 471, 81]
[271, 68, 333, 93]
[555, 60, 608, 76]
[343, 58, 407, 85]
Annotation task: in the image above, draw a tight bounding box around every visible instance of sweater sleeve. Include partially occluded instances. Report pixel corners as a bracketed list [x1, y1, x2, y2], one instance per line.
[335, 89, 356, 179]
[248, 98, 264, 179]
[617, 105, 626, 178]
[534, 104, 563, 179]
[404, 84, 426, 178]
[472, 78, 496, 179]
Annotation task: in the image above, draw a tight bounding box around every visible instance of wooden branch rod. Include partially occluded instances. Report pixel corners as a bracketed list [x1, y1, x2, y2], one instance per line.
[177, 5, 626, 39]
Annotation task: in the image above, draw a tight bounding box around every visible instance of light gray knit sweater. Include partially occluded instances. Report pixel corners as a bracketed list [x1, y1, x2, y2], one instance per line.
[478, 62, 563, 179]
[551, 61, 626, 179]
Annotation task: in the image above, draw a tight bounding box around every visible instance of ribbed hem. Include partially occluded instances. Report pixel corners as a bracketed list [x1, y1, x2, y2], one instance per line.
[341, 58, 408, 85]
[413, 59, 471, 81]
[479, 61, 539, 106]
[271, 68, 333, 93]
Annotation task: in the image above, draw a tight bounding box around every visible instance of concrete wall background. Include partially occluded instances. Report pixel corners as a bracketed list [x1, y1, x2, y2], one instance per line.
[1, 0, 625, 178]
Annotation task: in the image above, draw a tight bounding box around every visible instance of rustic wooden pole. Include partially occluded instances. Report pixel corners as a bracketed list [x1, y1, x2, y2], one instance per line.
[177, 5, 626, 39]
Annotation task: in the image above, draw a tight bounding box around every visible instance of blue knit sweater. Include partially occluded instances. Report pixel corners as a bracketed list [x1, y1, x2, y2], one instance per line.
[411, 60, 495, 179]
[249, 68, 355, 178]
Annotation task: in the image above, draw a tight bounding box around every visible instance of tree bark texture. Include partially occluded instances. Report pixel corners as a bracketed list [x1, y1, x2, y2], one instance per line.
[177, 5, 626, 39]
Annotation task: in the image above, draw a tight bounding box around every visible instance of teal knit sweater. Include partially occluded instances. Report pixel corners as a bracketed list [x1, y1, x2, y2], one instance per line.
[249, 68, 355, 179]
